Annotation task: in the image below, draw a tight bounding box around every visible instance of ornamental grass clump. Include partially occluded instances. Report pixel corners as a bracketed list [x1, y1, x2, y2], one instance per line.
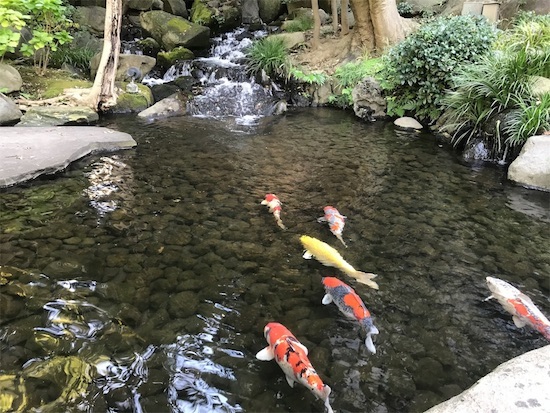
[329, 57, 383, 108]
[441, 12, 550, 161]
[380, 15, 497, 122]
[244, 37, 291, 80]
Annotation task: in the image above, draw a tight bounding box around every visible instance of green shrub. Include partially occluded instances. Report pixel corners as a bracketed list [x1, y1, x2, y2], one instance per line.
[380, 15, 497, 122]
[441, 13, 550, 161]
[244, 36, 291, 79]
[49, 43, 95, 73]
[0, 7, 29, 60]
[284, 15, 314, 32]
[329, 57, 383, 108]
[289, 67, 327, 85]
[396, 2, 413, 17]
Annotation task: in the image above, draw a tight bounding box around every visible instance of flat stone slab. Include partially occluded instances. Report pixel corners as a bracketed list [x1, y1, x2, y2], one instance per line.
[0, 126, 136, 188]
[424, 344, 550, 413]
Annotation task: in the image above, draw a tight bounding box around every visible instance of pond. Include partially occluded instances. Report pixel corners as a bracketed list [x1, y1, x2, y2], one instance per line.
[1, 108, 549, 413]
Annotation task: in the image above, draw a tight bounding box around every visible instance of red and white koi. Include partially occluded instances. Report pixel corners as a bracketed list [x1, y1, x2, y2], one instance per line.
[256, 322, 333, 413]
[261, 193, 286, 230]
[318, 206, 348, 247]
[485, 276, 550, 341]
[322, 277, 379, 353]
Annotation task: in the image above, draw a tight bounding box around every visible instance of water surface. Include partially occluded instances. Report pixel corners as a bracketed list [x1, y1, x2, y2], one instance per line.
[1, 108, 549, 413]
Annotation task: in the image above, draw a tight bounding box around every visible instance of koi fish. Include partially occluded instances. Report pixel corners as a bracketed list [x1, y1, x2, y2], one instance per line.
[485, 276, 550, 340]
[318, 206, 347, 247]
[322, 277, 379, 353]
[300, 235, 379, 290]
[261, 193, 286, 230]
[256, 322, 334, 413]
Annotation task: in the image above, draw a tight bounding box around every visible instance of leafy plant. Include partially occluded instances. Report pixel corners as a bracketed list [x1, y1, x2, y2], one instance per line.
[0, 7, 29, 60]
[329, 57, 383, 108]
[380, 15, 497, 122]
[244, 36, 291, 79]
[2, 0, 74, 74]
[48, 43, 95, 73]
[441, 12, 550, 161]
[396, 2, 413, 17]
[289, 67, 327, 85]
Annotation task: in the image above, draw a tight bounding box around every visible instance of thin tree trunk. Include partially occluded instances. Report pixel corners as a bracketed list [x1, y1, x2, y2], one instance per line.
[341, 0, 349, 36]
[331, 0, 339, 34]
[86, 0, 122, 111]
[311, 0, 321, 50]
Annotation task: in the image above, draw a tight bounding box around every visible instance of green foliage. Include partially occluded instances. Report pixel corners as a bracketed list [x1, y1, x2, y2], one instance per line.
[380, 15, 497, 122]
[441, 12, 550, 161]
[284, 15, 314, 32]
[1, 0, 73, 74]
[396, 2, 413, 17]
[289, 67, 327, 85]
[245, 36, 291, 79]
[329, 57, 383, 108]
[0, 7, 29, 59]
[48, 43, 95, 73]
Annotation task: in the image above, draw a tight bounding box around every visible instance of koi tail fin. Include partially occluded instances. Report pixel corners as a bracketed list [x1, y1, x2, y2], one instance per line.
[322, 385, 333, 413]
[351, 271, 379, 290]
[274, 211, 286, 230]
[336, 234, 347, 248]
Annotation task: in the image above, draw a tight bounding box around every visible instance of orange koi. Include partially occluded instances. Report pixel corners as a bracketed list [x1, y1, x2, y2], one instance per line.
[485, 276, 550, 341]
[256, 322, 333, 413]
[322, 277, 379, 353]
[261, 193, 286, 230]
[318, 206, 347, 247]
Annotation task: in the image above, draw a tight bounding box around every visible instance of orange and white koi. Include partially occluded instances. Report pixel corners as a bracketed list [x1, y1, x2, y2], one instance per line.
[256, 322, 334, 413]
[300, 235, 379, 290]
[261, 193, 286, 230]
[322, 277, 379, 353]
[485, 276, 550, 341]
[318, 206, 347, 247]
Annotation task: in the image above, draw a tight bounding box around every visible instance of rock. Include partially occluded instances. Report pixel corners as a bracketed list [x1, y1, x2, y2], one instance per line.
[0, 94, 22, 125]
[140, 10, 211, 51]
[90, 54, 156, 82]
[17, 106, 99, 127]
[394, 116, 423, 130]
[163, 0, 189, 18]
[157, 47, 195, 69]
[109, 83, 154, 113]
[138, 92, 188, 120]
[127, 0, 155, 11]
[73, 6, 106, 36]
[508, 135, 550, 192]
[352, 77, 387, 121]
[242, 0, 261, 24]
[269, 32, 306, 49]
[0, 126, 136, 188]
[0, 64, 23, 94]
[258, 0, 283, 23]
[425, 345, 550, 413]
[532, 76, 550, 97]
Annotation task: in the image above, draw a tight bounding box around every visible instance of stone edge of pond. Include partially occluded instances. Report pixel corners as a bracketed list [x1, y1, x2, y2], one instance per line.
[0, 126, 136, 189]
[424, 344, 550, 413]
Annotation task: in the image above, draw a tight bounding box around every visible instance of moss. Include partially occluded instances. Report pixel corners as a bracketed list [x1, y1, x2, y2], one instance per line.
[43, 79, 93, 99]
[190, 0, 213, 25]
[111, 83, 154, 113]
[157, 47, 195, 69]
[167, 16, 194, 32]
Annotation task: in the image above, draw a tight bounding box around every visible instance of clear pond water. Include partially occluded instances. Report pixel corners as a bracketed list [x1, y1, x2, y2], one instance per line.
[1, 109, 549, 413]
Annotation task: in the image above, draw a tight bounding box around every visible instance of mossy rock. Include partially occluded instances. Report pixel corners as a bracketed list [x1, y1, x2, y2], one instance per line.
[43, 79, 93, 99]
[110, 83, 154, 113]
[157, 47, 195, 69]
[190, 0, 214, 26]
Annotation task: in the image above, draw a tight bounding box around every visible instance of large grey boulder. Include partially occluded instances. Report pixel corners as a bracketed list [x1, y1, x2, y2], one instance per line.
[138, 92, 188, 120]
[90, 54, 156, 81]
[269, 32, 305, 49]
[140, 10, 210, 51]
[258, 0, 283, 24]
[0, 94, 23, 125]
[73, 6, 106, 36]
[163, 0, 189, 18]
[0, 126, 136, 188]
[352, 77, 387, 121]
[242, 0, 261, 24]
[0, 64, 23, 94]
[425, 345, 550, 413]
[508, 135, 550, 192]
[17, 106, 99, 127]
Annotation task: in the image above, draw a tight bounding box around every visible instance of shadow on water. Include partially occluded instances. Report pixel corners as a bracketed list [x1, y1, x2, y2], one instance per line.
[1, 108, 549, 413]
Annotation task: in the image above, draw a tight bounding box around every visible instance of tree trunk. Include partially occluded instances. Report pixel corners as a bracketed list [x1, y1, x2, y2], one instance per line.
[331, 0, 338, 34]
[311, 0, 321, 50]
[341, 0, 349, 36]
[349, 0, 410, 52]
[86, 0, 122, 112]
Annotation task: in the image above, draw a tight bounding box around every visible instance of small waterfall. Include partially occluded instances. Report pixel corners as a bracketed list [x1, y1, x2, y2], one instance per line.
[143, 28, 283, 124]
